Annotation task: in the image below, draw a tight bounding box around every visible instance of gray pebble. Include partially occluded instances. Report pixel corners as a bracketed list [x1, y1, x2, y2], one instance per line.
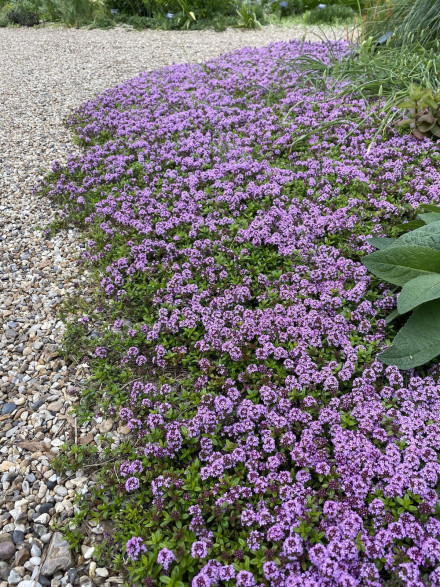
[32, 399, 44, 411]
[0, 541, 15, 560]
[12, 530, 25, 544]
[38, 503, 54, 515]
[1, 402, 17, 415]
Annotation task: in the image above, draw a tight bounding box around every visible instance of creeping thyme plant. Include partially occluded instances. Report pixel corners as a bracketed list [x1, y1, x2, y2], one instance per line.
[45, 41, 440, 586]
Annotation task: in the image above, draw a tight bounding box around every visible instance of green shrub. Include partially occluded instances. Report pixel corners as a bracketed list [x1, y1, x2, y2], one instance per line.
[104, 0, 154, 17]
[236, 0, 263, 28]
[301, 0, 364, 8]
[90, 10, 115, 27]
[303, 3, 354, 24]
[105, 0, 235, 19]
[265, 0, 304, 16]
[7, 0, 40, 25]
[0, 6, 9, 25]
[114, 12, 151, 26]
[41, 0, 100, 26]
[212, 14, 227, 30]
[290, 32, 440, 148]
[363, 206, 440, 369]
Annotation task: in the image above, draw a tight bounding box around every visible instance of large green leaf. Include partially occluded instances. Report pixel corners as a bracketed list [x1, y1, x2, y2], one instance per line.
[367, 237, 396, 250]
[392, 220, 440, 251]
[363, 245, 440, 286]
[380, 299, 440, 369]
[418, 212, 440, 225]
[417, 204, 440, 214]
[394, 219, 425, 234]
[398, 273, 440, 314]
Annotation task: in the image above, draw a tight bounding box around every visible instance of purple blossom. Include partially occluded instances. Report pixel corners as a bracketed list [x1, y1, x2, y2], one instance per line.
[191, 541, 208, 559]
[236, 570, 257, 586]
[125, 477, 140, 492]
[157, 548, 176, 570]
[126, 536, 146, 561]
[94, 346, 107, 358]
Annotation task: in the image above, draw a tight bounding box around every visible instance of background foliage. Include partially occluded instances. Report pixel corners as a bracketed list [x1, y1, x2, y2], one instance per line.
[0, 0, 365, 28]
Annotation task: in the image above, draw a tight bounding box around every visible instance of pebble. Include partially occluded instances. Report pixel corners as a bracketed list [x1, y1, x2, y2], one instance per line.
[95, 567, 108, 578]
[83, 547, 94, 560]
[1, 402, 17, 415]
[40, 532, 72, 576]
[0, 542, 15, 561]
[15, 550, 29, 566]
[46, 400, 63, 412]
[34, 513, 50, 525]
[38, 503, 54, 515]
[12, 530, 25, 545]
[7, 569, 21, 585]
[0, 562, 9, 581]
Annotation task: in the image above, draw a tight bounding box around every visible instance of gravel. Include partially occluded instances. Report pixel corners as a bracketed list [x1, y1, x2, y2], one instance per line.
[0, 24, 342, 585]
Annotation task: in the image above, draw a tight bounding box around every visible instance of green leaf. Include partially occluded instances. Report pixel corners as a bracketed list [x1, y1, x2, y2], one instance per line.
[366, 237, 396, 250]
[392, 220, 440, 251]
[398, 274, 440, 314]
[380, 299, 440, 369]
[394, 219, 425, 234]
[385, 308, 400, 324]
[417, 204, 440, 214]
[363, 245, 440, 286]
[418, 212, 440, 225]
[396, 100, 415, 109]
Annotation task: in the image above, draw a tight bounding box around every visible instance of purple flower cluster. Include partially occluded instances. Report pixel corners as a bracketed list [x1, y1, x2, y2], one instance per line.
[49, 40, 440, 585]
[157, 548, 176, 570]
[126, 536, 146, 561]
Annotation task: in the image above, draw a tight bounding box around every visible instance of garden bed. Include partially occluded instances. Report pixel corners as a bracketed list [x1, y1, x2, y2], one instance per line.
[46, 39, 440, 586]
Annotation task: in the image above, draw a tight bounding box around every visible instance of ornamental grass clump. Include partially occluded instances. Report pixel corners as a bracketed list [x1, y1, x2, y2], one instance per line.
[45, 41, 440, 585]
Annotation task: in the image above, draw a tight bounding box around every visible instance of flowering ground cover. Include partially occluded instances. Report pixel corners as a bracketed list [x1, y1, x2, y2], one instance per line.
[45, 40, 440, 586]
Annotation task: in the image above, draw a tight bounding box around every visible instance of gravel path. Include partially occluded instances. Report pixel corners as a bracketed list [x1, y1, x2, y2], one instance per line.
[0, 25, 342, 587]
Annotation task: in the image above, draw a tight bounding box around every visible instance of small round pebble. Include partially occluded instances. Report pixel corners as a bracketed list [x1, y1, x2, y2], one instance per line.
[12, 530, 24, 545]
[0, 541, 15, 561]
[38, 503, 53, 515]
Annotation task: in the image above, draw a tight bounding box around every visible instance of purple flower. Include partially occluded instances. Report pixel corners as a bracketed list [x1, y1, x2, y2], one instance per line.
[219, 565, 236, 580]
[236, 570, 256, 586]
[157, 548, 176, 570]
[126, 537, 146, 561]
[125, 477, 140, 492]
[94, 346, 107, 358]
[191, 541, 208, 559]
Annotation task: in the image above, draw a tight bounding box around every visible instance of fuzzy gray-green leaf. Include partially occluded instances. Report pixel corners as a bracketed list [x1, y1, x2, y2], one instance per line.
[392, 220, 440, 250]
[363, 245, 440, 286]
[397, 273, 440, 314]
[366, 237, 396, 250]
[418, 212, 440, 225]
[380, 299, 440, 369]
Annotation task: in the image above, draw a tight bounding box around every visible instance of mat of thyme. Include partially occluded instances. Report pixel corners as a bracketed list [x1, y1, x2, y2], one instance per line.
[46, 39, 440, 586]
